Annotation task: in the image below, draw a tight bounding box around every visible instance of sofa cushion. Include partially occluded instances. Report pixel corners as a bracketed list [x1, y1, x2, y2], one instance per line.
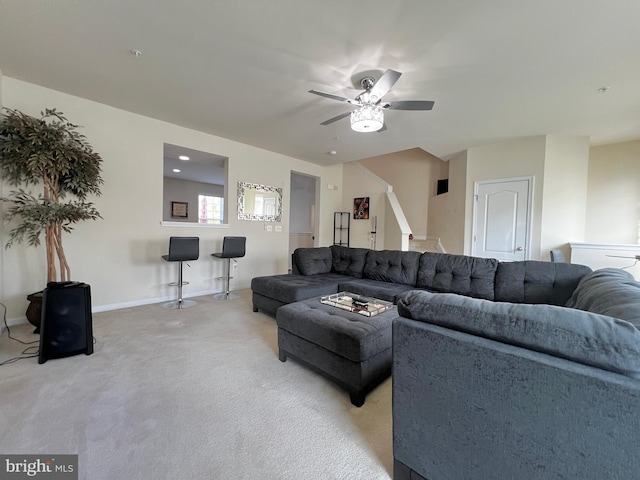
[292, 247, 332, 276]
[397, 290, 640, 379]
[416, 252, 498, 300]
[337, 278, 417, 303]
[330, 245, 368, 278]
[565, 268, 640, 327]
[495, 261, 592, 305]
[363, 250, 421, 286]
[250, 273, 343, 304]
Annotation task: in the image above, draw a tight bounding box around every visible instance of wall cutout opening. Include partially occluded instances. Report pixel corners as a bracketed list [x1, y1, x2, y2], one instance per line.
[163, 143, 228, 224]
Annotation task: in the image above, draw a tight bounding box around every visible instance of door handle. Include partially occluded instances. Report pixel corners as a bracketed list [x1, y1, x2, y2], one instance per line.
[516, 246, 524, 251]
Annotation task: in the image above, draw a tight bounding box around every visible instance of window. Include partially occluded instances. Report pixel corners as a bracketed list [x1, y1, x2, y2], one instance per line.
[199, 195, 224, 224]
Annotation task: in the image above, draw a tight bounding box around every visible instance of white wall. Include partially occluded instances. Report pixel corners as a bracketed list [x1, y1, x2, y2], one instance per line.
[586, 140, 640, 244]
[0, 77, 336, 319]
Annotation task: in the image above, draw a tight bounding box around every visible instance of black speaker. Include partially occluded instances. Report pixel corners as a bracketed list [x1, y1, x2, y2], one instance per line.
[437, 179, 449, 195]
[39, 282, 93, 364]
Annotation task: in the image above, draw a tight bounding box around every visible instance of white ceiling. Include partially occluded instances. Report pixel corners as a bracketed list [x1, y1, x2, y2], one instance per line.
[1, 0, 639, 167]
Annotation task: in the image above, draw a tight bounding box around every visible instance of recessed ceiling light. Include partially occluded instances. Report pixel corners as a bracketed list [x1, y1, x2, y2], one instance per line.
[130, 49, 142, 57]
[597, 86, 610, 94]
[327, 150, 337, 156]
[173, 169, 181, 173]
[178, 155, 190, 161]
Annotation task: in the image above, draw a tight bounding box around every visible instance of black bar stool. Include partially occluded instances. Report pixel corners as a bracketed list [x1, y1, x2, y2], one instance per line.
[212, 236, 246, 300]
[162, 236, 200, 309]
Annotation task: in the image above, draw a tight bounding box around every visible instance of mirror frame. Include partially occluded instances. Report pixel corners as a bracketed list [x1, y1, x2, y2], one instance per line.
[237, 181, 283, 222]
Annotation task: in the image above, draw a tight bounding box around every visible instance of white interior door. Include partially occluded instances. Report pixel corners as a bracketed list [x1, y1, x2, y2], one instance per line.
[472, 178, 532, 261]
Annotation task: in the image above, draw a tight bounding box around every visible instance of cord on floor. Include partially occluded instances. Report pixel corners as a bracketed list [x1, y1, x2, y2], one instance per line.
[0, 302, 40, 365]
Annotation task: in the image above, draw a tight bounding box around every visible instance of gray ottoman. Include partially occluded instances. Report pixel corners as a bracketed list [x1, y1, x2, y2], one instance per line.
[276, 296, 396, 406]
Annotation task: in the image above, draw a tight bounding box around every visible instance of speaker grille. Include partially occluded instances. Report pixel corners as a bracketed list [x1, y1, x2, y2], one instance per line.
[39, 282, 93, 364]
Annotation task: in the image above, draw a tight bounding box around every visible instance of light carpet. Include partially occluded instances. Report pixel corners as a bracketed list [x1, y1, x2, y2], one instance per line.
[0, 289, 392, 480]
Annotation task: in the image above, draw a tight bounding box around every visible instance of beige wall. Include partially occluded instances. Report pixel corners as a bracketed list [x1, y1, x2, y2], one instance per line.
[358, 148, 447, 239]
[0, 67, 3, 306]
[318, 164, 344, 247]
[430, 150, 467, 254]
[445, 135, 589, 260]
[341, 162, 388, 249]
[4, 74, 638, 320]
[586, 140, 640, 244]
[359, 137, 637, 259]
[162, 177, 225, 223]
[464, 136, 547, 258]
[0, 77, 336, 319]
[541, 135, 589, 260]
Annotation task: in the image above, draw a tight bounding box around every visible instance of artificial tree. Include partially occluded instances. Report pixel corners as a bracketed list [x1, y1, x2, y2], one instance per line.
[0, 107, 103, 284]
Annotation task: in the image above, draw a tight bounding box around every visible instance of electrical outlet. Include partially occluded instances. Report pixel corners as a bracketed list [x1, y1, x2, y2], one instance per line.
[232, 263, 238, 271]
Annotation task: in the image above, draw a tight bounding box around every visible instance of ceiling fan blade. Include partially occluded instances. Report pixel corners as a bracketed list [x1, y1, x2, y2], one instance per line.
[309, 89, 352, 103]
[320, 111, 351, 125]
[368, 69, 402, 100]
[384, 100, 435, 111]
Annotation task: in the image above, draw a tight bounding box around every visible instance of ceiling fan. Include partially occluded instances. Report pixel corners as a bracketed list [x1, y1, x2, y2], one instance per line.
[309, 69, 434, 133]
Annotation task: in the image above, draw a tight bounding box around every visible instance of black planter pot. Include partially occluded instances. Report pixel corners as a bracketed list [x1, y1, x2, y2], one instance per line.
[26, 290, 44, 334]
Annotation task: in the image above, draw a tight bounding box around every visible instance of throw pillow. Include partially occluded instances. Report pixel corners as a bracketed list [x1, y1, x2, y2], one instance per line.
[398, 290, 640, 379]
[565, 268, 640, 327]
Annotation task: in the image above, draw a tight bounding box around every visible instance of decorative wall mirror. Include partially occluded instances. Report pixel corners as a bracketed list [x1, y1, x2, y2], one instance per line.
[237, 181, 283, 222]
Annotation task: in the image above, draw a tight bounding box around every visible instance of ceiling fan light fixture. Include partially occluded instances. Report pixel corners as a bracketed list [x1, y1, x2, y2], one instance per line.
[350, 105, 384, 133]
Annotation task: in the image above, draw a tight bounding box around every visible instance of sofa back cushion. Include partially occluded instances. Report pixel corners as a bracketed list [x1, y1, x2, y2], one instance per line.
[363, 250, 422, 286]
[565, 268, 640, 326]
[397, 290, 640, 379]
[416, 252, 498, 300]
[495, 261, 591, 305]
[292, 247, 332, 276]
[330, 245, 368, 278]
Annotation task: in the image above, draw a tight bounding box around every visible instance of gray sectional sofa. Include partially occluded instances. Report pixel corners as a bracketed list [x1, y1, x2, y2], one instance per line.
[251, 245, 640, 479]
[393, 267, 640, 480]
[251, 245, 589, 315]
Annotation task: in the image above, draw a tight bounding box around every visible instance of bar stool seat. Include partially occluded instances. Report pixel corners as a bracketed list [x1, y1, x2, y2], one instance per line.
[212, 236, 246, 300]
[162, 236, 199, 309]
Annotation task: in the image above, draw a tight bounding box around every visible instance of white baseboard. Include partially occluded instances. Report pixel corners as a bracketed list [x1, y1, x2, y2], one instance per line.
[0, 283, 252, 336]
[92, 282, 251, 313]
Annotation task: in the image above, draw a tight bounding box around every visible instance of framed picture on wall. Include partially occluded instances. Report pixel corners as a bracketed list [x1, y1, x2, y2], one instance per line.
[171, 201, 188, 218]
[353, 197, 370, 219]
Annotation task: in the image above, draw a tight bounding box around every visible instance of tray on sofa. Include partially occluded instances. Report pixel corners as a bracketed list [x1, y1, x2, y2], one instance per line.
[320, 292, 392, 317]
